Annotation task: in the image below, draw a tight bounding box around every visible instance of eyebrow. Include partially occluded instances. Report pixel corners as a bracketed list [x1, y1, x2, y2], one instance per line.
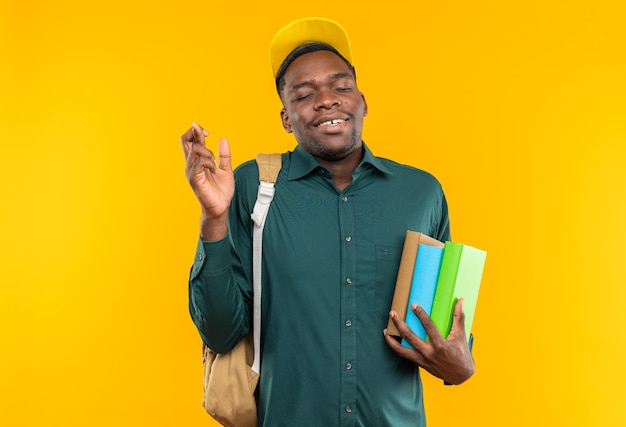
[290, 72, 354, 92]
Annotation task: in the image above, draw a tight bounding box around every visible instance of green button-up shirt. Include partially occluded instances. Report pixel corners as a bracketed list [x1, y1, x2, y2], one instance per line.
[189, 144, 450, 427]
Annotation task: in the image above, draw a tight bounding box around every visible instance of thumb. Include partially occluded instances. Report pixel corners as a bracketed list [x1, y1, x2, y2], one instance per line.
[217, 137, 232, 173]
[449, 298, 467, 340]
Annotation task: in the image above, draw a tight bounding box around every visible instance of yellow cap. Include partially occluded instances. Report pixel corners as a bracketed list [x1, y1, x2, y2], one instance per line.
[269, 17, 352, 78]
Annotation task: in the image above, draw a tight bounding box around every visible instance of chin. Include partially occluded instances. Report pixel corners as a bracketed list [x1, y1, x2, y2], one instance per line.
[314, 139, 361, 161]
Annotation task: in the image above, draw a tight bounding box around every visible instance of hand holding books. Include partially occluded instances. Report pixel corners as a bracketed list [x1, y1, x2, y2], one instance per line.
[382, 230, 487, 385]
[386, 231, 487, 346]
[384, 298, 476, 385]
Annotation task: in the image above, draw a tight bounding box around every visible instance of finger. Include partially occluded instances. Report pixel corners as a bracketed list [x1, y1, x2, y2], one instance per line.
[186, 143, 217, 174]
[383, 328, 429, 368]
[411, 303, 445, 345]
[383, 328, 405, 353]
[389, 310, 427, 351]
[188, 151, 218, 178]
[384, 328, 420, 358]
[181, 127, 194, 157]
[191, 122, 209, 147]
[447, 298, 467, 342]
[194, 154, 218, 176]
[181, 123, 208, 156]
[217, 137, 232, 173]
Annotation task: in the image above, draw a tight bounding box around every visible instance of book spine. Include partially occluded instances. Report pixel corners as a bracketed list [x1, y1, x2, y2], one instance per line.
[387, 231, 444, 338]
[430, 242, 464, 338]
[386, 231, 421, 337]
[401, 244, 444, 348]
[453, 246, 487, 339]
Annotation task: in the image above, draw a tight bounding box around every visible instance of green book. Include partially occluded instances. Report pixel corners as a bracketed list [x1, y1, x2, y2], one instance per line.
[430, 241, 487, 341]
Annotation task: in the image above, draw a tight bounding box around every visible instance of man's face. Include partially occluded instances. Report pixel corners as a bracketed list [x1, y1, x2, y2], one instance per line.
[280, 50, 368, 162]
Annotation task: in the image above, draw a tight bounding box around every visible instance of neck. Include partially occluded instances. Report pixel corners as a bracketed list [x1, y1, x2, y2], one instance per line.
[315, 146, 363, 191]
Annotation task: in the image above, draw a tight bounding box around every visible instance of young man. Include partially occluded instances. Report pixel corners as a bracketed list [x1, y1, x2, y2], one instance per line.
[181, 17, 475, 427]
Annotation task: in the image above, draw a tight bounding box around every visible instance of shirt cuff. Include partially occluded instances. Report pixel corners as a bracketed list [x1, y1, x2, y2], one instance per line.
[190, 235, 231, 279]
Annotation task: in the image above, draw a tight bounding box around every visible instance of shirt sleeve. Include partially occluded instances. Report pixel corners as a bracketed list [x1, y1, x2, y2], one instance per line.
[188, 235, 252, 353]
[187, 166, 257, 353]
[433, 188, 451, 242]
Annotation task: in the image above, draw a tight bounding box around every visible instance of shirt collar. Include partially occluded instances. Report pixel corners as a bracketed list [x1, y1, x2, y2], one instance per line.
[288, 142, 394, 181]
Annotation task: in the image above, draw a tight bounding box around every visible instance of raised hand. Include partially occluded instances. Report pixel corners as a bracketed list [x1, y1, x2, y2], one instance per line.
[181, 123, 234, 240]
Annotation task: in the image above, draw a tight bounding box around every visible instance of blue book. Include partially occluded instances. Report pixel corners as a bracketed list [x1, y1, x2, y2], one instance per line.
[401, 244, 444, 348]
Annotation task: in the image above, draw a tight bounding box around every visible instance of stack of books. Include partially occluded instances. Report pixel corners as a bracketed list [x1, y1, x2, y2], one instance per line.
[386, 231, 487, 349]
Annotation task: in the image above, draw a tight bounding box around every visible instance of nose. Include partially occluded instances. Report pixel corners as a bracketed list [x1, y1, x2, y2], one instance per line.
[314, 89, 341, 110]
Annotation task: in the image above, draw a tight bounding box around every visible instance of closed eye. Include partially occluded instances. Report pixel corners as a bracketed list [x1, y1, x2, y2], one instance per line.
[294, 93, 313, 102]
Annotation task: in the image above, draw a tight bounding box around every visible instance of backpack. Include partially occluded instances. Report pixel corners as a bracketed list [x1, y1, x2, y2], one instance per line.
[201, 153, 282, 427]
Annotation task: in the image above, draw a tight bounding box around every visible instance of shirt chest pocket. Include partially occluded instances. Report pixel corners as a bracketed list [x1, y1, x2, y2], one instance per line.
[373, 244, 402, 320]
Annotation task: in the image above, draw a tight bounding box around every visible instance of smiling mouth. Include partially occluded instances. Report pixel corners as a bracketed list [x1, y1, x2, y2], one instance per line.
[316, 118, 347, 127]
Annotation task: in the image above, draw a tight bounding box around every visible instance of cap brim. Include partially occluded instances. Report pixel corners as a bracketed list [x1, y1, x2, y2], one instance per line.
[269, 17, 352, 78]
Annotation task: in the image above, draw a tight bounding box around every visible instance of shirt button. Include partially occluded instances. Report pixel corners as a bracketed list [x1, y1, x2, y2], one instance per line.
[345, 236, 352, 242]
[345, 320, 352, 327]
[346, 277, 352, 285]
[345, 406, 352, 413]
[341, 196, 348, 202]
[345, 363, 352, 370]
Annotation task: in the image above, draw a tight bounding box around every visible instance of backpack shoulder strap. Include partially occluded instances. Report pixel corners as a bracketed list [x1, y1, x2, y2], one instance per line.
[255, 153, 282, 183]
[250, 153, 282, 375]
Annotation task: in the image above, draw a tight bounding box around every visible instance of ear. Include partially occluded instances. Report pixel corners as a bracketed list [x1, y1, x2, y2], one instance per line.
[361, 92, 368, 117]
[280, 108, 293, 133]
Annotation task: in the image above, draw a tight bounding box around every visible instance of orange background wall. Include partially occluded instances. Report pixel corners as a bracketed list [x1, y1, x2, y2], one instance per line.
[1, 1, 625, 426]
